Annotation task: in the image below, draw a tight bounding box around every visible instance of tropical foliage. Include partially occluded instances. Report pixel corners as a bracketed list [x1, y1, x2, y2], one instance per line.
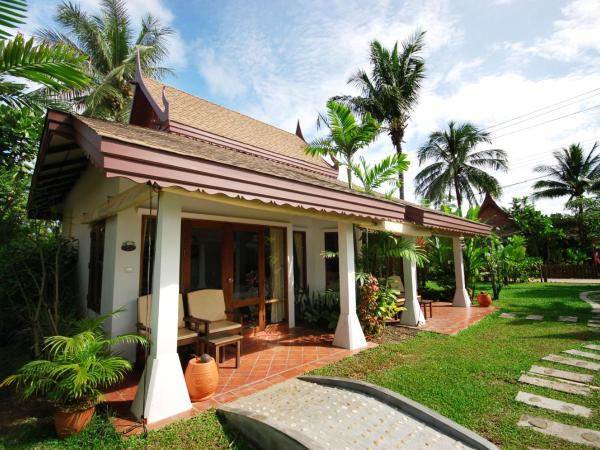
[0, 1, 89, 109]
[415, 121, 508, 212]
[336, 31, 426, 199]
[352, 153, 409, 196]
[37, 0, 173, 121]
[306, 100, 380, 188]
[1, 310, 146, 411]
[484, 234, 527, 300]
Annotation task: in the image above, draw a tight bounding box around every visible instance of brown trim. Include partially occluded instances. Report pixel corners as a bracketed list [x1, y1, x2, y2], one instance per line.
[404, 205, 491, 236]
[167, 120, 338, 178]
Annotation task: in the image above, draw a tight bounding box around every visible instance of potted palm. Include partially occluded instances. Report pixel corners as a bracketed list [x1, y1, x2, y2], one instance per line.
[1, 311, 146, 438]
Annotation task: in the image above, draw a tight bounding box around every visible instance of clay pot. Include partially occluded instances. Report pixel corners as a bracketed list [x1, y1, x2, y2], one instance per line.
[477, 291, 492, 307]
[54, 406, 95, 438]
[184, 355, 219, 402]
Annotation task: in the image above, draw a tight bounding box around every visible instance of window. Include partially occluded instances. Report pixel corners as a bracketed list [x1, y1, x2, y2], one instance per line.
[324, 232, 339, 290]
[190, 227, 223, 291]
[293, 231, 307, 295]
[139, 216, 156, 296]
[87, 220, 105, 313]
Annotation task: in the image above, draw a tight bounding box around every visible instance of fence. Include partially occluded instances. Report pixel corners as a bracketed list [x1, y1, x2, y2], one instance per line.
[541, 264, 600, 280]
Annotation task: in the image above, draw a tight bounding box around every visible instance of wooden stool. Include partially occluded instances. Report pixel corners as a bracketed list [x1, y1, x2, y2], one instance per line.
[198, 334, 243, 368]
[420, 299, 433, 319]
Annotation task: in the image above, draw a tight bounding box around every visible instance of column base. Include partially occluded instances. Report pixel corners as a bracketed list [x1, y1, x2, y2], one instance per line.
[333, 313, 367, 349]
[131, 353, 192, 424]
[452, 288, 471, 307]
[400, 299, 426, 326]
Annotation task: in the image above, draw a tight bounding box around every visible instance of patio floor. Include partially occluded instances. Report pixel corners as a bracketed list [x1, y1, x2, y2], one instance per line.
[416, 301, 496, 335]
[104, 326, 372, 434]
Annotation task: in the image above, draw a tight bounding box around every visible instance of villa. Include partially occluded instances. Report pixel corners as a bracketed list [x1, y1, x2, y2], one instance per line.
[28, 58, 490, 424]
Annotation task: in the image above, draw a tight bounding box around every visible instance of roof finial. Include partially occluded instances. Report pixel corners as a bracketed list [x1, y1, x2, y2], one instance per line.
[134, 47, 143, 83]
[295, 120, 305, 141]
[161, 86, 170, 118]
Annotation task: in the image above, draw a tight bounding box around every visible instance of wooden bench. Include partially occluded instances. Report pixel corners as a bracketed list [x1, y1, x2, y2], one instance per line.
[198, 334, 243, 368]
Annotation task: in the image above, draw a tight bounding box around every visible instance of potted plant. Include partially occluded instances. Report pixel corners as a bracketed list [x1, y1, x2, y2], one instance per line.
[1, 311, 145, 438]
[184, 354, 219, 401]
[477, 291, 493, 307]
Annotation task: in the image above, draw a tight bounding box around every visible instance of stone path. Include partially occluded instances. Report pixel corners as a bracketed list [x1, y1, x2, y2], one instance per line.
[499, 312, 515, 319]
[518, 415, 600, 448]
[526, 314, 544, 321]
[558, 316, 578, 322]
[515, 391, 592, 417]
[518, 374, 591, 396]
[564, 349, 600, 361]
[529, 365, 594, 383]
[585, 344, 600, 351]
[542, 354, 600, 371]
[219, 378, 497, 449]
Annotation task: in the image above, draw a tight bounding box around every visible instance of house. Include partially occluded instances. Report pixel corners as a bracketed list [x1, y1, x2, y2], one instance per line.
[478, 193, 518, 236]
[28, 59, 490, 424]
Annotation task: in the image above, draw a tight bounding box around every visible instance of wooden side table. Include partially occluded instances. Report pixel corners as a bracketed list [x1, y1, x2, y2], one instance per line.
[420, 299, 433, 319]
[199, 334, 243, 368]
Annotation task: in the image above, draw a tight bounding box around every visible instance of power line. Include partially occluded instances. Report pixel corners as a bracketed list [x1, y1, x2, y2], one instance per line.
[501, 174, 546, 189]
[483, 87, 600, 131]
[492, 104, 600, 140]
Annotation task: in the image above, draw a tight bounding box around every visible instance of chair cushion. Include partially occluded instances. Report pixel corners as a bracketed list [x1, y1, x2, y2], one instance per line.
[138, 294, 185, 329]
[187, 289, 227, 322]
[177, 327, 198, 341]
[209, 320, 242, 334]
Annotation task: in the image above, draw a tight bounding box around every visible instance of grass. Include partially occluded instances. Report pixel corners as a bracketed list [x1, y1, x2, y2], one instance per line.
[1, 282, 598, 449]
[312, 282, 600, 450]
[587, 290, 600, 301]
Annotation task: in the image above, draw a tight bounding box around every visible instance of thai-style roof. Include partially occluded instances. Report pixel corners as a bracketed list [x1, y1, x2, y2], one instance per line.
[478, 192, 517, 235]
[29, 110, 491, 237]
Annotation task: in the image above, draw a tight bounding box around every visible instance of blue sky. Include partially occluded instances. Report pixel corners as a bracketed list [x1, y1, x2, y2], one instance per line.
[26, 0, 600, 213]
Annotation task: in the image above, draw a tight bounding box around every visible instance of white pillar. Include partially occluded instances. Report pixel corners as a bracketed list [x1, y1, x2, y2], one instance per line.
[286, 225, 295, 328]
[400, 237, 425, 326]
[452, 236, 471, 307]
[131, 191, 192, 423]
[333, 222, 367, 349]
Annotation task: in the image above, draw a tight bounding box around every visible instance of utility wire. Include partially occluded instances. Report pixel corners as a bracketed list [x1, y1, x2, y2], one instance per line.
[483, 87, 600, 131]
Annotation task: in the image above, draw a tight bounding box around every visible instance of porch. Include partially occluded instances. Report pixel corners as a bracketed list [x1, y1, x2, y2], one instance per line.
[105, 326, 371, 434]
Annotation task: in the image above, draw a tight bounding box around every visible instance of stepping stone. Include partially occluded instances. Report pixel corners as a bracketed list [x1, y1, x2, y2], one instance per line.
[499, 313, 515, 318]
[526, 315, 544, 320]
[529, 365, 594, 383]
[584, 344, 600, 351]
[589, 319, 600, 324]
[518, 415, 600, 448]
[515, 391, 591, 417]
[518, 374, 591, 396]
[588, 322, 600, 328]
[563, 349, 600, 361]
[543, 354, 600, 371]
[558, 316, 577, 322]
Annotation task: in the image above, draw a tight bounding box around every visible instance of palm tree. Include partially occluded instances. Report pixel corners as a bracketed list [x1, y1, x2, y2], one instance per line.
[337, 31, 426, 199]
[352, 153, 409, 197]
[305, 100, 380, 189]
[37, 0, 173, 121]
[415, 121, 508, 212]
[533, 143, 600, 242]
[0, 1, 90, 109]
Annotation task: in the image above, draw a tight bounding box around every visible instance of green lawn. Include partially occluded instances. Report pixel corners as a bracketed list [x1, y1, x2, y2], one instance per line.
[1, 282, 598, 449]
[312, 282, 600, 450]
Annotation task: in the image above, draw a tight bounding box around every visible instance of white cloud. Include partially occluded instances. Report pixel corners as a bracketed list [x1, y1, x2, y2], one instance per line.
[444, 58, 483, 84]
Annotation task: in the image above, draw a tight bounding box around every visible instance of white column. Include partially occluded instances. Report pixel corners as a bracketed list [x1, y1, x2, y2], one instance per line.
[131, 191, 192, 424]
[452, 236, 471, 307]
[400, 237, 425, 326]
[333, 222, 367, 349]
[286, 225, 295, 328]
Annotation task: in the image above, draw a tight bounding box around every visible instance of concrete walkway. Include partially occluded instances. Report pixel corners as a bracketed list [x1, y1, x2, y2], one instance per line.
[219, 377, 497, 449]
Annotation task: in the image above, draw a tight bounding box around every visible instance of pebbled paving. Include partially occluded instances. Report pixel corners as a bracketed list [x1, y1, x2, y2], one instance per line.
[223, 378, 475, 449]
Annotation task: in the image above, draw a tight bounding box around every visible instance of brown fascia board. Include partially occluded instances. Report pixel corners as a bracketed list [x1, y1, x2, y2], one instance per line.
[166, 120, 338, 178]
[405, 205, 491, 236]
[98, 136, 405, 222]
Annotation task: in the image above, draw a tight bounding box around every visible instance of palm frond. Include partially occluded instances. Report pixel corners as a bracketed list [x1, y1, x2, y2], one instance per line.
[0, 0, 27, 39]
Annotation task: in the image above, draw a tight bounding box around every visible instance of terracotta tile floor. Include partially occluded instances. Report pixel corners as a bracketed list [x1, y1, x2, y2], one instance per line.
[104, 326, 372, 435]
[417, 301, 496, 335]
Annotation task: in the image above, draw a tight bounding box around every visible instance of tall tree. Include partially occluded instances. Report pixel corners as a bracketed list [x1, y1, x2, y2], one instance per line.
[305, 100, 380, 189]
[37, 0, 173, 121]
[415, 121, 508, 212]
[352, 153, 409, 197]
[338, 31, 426, 199]
[0, 1, 90, 109]
[533, 143, 600, 243]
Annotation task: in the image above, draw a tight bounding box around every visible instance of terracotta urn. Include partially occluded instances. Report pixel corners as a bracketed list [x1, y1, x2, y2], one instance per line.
[477, 291, 492, 307]
[54, 406, 95, 439]
[184, 354, 219, 402]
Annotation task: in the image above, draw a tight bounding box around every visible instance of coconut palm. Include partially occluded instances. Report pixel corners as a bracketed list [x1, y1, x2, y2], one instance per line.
[337, 31, 426, 199]
[352, 153, 409, 197]
[533, 143, 600, 243]
[36, 0, 173, 121]
[0, 1, 90, 109]
[305, 100, 380, 189]
[415, 121, 508, 212]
